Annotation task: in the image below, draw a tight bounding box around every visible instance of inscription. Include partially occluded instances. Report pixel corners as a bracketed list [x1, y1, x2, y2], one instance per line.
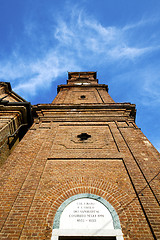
[60, 198, 114, 229]
[69, 201, 104, 223]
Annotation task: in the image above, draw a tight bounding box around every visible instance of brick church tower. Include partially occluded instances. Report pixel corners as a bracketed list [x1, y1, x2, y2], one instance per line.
[0, 72, 160, 240]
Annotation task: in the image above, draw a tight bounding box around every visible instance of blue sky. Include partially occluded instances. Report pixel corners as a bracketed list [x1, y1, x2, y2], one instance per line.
[0, 0, 160, 151]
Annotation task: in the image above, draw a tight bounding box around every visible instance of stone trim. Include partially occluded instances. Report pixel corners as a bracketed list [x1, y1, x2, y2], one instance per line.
[53, 193, 121, 230]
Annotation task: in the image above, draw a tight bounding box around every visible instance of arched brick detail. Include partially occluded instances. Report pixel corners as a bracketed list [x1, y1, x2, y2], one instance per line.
[20, 177, 149, 240]
[52, 193, 121, 229]
[46, 183, 130, 226]
[46, 180, 136, 238]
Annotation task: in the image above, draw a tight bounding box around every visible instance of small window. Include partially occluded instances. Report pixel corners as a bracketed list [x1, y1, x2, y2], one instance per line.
[77, 133, 91, 141]
[80, 95, 86, 99]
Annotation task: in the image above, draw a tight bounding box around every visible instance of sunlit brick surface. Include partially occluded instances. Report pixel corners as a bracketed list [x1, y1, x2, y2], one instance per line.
[0, 73, 160, 239]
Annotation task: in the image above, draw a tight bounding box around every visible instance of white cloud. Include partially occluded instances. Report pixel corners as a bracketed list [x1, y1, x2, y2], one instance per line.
[108, 46, 153, 60]
[140, 67, 160, 105]
[13, 52, 81, 98]
[123, 16, 160, 31]
[54, 10, 158, 61]
[0, 5, 159, 101]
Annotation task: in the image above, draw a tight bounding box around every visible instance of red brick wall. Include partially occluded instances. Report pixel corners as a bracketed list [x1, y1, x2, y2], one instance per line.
[0, 111, 23, 165]
[0, 74, 159, 239]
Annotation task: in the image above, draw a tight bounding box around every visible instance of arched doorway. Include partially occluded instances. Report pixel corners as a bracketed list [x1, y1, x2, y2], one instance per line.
[52, 194, 123, 240]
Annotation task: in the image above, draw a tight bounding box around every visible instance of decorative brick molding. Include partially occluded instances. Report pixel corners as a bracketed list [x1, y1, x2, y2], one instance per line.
[53, 193, 121, 230]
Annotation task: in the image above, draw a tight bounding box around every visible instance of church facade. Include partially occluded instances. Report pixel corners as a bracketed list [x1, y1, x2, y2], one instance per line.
[0, 72, 160, 240]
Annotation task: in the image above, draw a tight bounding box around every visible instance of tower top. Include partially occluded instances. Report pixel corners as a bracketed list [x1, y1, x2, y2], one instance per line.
[67, 72, 98, 85]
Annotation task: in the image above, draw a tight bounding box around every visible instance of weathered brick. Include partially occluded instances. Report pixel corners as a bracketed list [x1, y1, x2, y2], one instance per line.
[0, 72, 159, 240]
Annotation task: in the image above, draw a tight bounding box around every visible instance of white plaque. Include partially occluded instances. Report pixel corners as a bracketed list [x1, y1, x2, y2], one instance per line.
[60, 198, 114, 229]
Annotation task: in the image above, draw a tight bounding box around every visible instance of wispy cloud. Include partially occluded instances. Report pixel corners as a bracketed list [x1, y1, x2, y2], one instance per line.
[122, 16, 160, 31]
[6, 52, 81, 98]
[0, 3, 159, 101]
[140, 67, 160, 105]
[54, 11, 154, 61]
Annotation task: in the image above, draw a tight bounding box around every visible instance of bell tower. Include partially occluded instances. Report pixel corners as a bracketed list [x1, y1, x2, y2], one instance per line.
[53, 72, 114, 104]
[0, 72, 159, 240]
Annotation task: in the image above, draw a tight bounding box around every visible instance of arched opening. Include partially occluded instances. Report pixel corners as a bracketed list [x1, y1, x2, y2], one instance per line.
[52, 194, 123, 240]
